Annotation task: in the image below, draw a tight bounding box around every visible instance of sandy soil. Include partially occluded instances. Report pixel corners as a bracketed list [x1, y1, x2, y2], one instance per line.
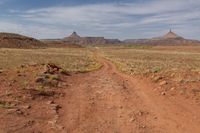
[57, 54, 200, 133]
[0, 52, 200, 133]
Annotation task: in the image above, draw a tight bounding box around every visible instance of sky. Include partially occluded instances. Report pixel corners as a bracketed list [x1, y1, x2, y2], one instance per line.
[0, 0, 200, 40]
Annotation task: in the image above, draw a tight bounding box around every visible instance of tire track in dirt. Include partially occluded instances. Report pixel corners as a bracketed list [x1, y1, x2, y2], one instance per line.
[58, 51, 200, 133]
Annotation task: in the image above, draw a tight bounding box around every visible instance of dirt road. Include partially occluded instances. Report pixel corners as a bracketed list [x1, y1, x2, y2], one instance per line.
[58, 54, 200, 133]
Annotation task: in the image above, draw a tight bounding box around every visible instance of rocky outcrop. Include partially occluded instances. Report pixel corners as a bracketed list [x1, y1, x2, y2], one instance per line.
[0, 33, 46, 48]
[63, 32, 121, 45]
[156, 30, 183, 40]
[124, 30, 200, 46]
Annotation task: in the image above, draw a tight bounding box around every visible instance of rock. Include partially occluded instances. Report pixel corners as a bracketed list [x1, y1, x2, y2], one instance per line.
[22, 105, 31, 109]
[138, 110, 143, 116]
[129, 117, 135, 123]
[48, 101, 54, 104]
[0, 69, 3, 73]
[51, 104, 61, 112]
[161, 92, 166, 96]
[153, 88, 157, 91]
[16, 109, 23, 115]
[11, 80, 17, 83]
[35, 77, 45, 83]
[24, 120, 35, 126]
[159, 81, 167, 86]
[44, 63, 62, 74]
[57, 125, 65, 130]
[7, 109, 18, 114]
[170, 73, 175, 77]
[59, 93, 65, 97]
[48, 120, 57, 125]
[20, 64, 26, 68]
[142, 125, 146, 128]
[8, 83, 12, 86]
[59, 69, 71, 76]
[177, 79, 184, 83]
[170, 87, 175, 91]
[153, 76, 163, 81]
[16, 70, 20, 74]
[28, 63, 38, 67]
[17, 74, 22, 77]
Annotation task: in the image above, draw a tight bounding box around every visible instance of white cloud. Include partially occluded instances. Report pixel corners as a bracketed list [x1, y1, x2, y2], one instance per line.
[3, 0, 200, 39]
[0, 21, 72, 39]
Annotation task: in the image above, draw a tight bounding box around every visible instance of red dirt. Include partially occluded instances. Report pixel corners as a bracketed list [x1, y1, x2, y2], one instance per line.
[57, 55, 200, 133]
[0, 54, 200, 133]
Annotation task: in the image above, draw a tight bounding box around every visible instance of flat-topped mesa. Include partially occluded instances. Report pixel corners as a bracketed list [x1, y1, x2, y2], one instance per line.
[63, 31, 121, 45]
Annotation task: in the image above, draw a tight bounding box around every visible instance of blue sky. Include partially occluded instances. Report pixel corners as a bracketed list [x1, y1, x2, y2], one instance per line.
[0, 0, 200, 40]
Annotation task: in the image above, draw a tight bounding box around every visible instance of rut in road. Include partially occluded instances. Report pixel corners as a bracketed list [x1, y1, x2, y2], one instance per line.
[58, 54, 200, 133]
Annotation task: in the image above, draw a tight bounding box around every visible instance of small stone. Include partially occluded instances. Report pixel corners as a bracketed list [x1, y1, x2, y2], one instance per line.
[16, 109, 23, 115]
[18, 74, 22, 77]
[24, 120, 35, 126]
[0, 70, 3, 73]
[159, 81, 167, 86]
[28, 63, 38, 67]
[138, 110, 143, 116]
[21, 64, 26, 68]
[153, 88, 157, 91]
[153, 76, 162, 81]
[142, 125, 146, 128]
[22, 105, 31, 109]
[161, 92, 166, 96]
[129, 118, 135, 123]
[47, 100, 54, 104]
[48, 120, 57, 125]
[11, 80, 17, 83]
[51, 104, 61, 112]
[8, 83, 12, 86]
[7, 109, 18, 114]
[170, 73, 175, 77]
[170, 87, 175, 91]
[60, 93, 65, 97]
[35, 77, 45, 83]
[57, 125, 65, 130]
[17, 70, 20, 73]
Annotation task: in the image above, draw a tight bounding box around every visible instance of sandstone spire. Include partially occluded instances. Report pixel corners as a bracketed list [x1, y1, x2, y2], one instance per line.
[162, 29, 183, 39]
